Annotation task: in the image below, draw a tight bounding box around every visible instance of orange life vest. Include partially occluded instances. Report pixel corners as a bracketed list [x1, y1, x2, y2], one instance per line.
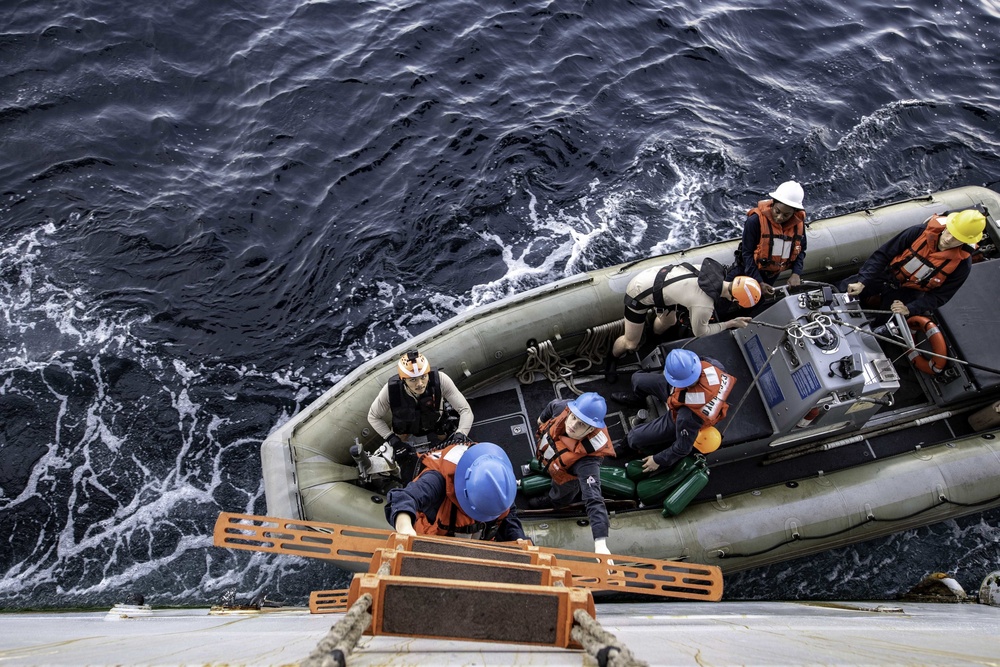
[667, 362, 736, 427]
[536, 408, 613, 485]
[413, 444, 510, 537]
[750, 200, 806, 275]
[889, 215, 972, 291]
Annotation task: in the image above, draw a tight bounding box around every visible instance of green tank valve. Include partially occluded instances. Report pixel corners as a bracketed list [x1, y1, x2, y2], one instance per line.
[519, 458, 544, 477]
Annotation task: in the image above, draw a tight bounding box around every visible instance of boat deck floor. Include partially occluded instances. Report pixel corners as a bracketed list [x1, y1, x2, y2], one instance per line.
[4, 601, 998, 666]
[464, 326, 977, 515]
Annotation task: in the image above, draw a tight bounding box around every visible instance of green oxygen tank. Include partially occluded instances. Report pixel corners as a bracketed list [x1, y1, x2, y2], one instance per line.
[635, 455, 702, 506]
[598, 466, 636, 500]
[661, 464, 710, 517]
[627, 452, 704, 483]
[517, 473, 551, 497]
[625, 459, 648, 482]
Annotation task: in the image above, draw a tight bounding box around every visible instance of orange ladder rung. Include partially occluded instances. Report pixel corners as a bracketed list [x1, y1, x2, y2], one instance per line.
[348, 573, 594, 648]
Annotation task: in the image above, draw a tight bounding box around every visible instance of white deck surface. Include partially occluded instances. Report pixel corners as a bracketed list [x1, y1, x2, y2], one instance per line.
[2, 600, 999, 666]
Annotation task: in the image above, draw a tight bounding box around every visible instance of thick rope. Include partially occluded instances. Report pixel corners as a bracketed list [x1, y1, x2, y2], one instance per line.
[517, 321, 624, 394]
[517, 339, 588, 395]
[300, 593, 373, 667]
[576, 320, 625, 366]
[570, 609, 649, 667]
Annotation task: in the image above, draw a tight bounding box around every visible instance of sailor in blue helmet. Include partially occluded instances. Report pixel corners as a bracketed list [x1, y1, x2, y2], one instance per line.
[529, 392, 615, 556]
[386, 441, 526, 541]
[617, 349, 735, 473]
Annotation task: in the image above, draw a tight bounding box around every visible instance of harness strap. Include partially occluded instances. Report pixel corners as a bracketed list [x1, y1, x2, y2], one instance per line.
[624, 263, 699, 310]
[437, 504, 487, 536]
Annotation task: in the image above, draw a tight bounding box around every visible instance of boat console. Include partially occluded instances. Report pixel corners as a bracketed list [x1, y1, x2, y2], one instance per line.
[654, 287, 902, 462]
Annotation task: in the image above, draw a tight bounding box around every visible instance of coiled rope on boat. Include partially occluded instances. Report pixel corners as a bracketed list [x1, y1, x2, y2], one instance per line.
[517, 320, 623, 394]
[576, 320, 624, 365]
[571, 609, 649, 667]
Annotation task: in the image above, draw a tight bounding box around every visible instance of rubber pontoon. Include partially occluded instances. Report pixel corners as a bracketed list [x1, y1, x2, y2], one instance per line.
[262, 185, 1000, 575]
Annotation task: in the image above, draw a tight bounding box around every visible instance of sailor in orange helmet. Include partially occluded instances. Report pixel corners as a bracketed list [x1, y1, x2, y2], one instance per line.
[605, 258, 762, 382]
[368, 349, 473, 480]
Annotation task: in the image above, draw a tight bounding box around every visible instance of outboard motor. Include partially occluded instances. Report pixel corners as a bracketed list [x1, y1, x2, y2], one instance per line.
[350, 438, 400, 482]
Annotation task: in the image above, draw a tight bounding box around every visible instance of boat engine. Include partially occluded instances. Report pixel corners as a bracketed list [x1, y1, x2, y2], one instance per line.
[350, 439, 400, 483]
[733, 286, 901, 443]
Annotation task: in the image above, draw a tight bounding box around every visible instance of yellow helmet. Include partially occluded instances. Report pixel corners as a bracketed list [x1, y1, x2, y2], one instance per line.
[397, 350, 430, 379]
[945, 209, 986, 245]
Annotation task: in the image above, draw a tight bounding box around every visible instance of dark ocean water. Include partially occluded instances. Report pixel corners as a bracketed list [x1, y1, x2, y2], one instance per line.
[2, 0, 1000, 609]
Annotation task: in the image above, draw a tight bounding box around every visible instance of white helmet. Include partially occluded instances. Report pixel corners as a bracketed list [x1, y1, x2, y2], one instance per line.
[769, 181, 805, 210]
[397, 350, 430, 379]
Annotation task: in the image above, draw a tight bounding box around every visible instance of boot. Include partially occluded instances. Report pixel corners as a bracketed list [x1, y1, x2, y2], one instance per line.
[527, 495, 554, 510]
[629, 409, 649, 429]
[604, 354, 620, 384]
[611, 391, 646, 408]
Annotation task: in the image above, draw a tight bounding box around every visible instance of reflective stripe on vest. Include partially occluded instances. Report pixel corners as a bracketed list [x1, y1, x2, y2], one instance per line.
[750, 200, 806, 274]
[536, 409, 613, 486]
[889, 216, 971, 292]
[667, 362, 736, 426]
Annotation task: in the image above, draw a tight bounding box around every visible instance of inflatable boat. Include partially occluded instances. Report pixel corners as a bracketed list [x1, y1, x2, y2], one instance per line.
[262, 185, 1000, 574]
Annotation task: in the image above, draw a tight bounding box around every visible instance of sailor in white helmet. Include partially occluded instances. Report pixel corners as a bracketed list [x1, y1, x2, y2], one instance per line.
[727, 180, 808, 292]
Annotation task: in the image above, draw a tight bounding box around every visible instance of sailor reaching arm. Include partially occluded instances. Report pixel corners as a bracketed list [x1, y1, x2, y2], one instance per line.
[529, 393, 614, 555]
[605, 258, 761, 381]
[385, 442, 526, 542]
[840, 209, 984, 318]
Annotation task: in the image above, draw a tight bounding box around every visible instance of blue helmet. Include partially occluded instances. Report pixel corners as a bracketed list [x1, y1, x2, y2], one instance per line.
[663, 349, 702, 388]
[454, 443, 516, 522]
[568, 392, 607, 428]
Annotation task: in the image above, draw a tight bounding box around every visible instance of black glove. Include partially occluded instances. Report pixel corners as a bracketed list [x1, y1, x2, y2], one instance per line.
[387, 434, 414, 459]
[442, 431, 470, 447]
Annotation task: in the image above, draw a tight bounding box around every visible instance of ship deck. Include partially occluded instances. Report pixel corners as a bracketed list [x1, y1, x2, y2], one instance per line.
[3, 600, 998, 666]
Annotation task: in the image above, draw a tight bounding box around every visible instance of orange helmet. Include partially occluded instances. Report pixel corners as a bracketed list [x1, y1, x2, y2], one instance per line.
[693, 426, 722, 454]
[397, 350, 430, 379]
[731, 276, 762, 308]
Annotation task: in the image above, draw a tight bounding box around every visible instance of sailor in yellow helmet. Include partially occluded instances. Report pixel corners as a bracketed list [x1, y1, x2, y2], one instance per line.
[367, 349, 474, 480]
[841, 209, 986, 318]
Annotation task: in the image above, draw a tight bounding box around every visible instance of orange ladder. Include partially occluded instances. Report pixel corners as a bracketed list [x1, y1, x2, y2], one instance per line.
[213, 511, 722, 602]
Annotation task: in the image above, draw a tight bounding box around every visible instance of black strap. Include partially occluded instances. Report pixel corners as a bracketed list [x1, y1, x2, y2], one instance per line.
[438, 504, 486, 535]
[624, 263, 698, 310]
